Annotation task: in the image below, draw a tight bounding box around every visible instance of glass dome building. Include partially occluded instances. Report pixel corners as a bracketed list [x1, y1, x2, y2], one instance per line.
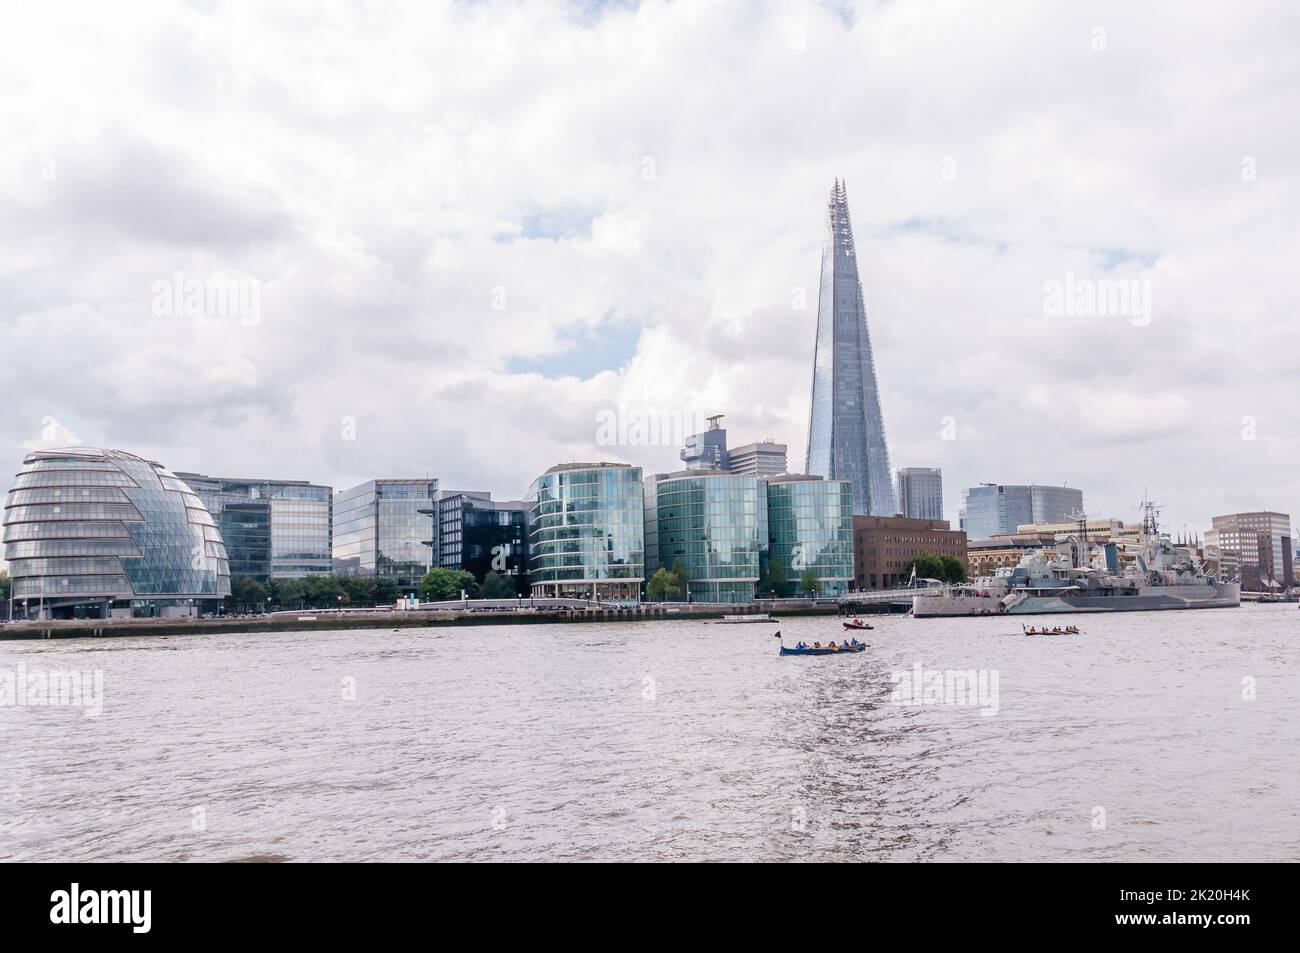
[526, 463, 644, 602]
[3, 448, 231, 619]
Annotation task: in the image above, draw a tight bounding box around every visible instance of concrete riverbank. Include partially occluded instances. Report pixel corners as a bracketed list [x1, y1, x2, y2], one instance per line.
[0, 604, 842, 641]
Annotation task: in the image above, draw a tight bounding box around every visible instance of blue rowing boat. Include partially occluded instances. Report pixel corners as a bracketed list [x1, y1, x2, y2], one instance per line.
[774, 632, 866, 656]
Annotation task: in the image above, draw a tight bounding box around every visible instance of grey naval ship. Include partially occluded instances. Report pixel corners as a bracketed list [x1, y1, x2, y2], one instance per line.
[914, 500, 1240, 618]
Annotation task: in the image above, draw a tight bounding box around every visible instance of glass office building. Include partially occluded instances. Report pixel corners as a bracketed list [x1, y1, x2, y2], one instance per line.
[959, 484, 1083, 541]
[176, 473, 332, 581]
[896, 467, 944, 521]
[644, 471, 766, 603]
[764, 475, 854, 597]
[3, 448, 230, 619]
[805, 179, 897, 517]
[527, 463, 643, 601]
[333, 478, 439, 588]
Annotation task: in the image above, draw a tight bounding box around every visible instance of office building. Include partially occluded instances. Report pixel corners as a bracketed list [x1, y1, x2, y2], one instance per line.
[333, 478, 439, 588]
[176, 472, 332, 581]
[526, 463, 644, 601]
[434, 492, 528, 591]
[959, 484, 1083, 542]
[729, 440, 788, 479]
[853, 516, 967, 590]
[763, 474, 854, 597]
[896, 467, 943, 521]
[1208, 512, 1293, 590]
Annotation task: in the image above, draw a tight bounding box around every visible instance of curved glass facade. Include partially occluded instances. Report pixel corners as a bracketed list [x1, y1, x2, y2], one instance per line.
[644, 472, 765, 603]
[527, 463, 643, 601]
[2, 448, 230, 618]
[764, 476, 854, 596]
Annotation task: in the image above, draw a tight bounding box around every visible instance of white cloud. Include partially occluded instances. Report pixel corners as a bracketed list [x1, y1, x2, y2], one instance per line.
[1, 0, 1297, 535]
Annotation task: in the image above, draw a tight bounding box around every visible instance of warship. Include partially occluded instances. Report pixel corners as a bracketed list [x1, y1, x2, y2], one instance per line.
[914, 500, 1240, 617]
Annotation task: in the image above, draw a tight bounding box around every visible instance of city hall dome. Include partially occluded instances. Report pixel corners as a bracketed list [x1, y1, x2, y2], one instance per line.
[3, 447, 230, 619]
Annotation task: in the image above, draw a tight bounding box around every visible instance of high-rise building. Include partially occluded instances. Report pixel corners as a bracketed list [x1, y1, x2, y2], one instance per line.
[680, 415, 728, 471]
[729, 440, 788, 478]
[896, 467, 943, 521]
[805, 179, 897, 517]
[1208, 512, 1293, 590]
[959, 484, 1083, 541]
[176, 472, 333, 581]
[526, 463, 644, 601]
[333, 478, 439, 588]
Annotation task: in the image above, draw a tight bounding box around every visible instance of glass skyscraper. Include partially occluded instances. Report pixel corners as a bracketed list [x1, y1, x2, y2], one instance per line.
[959, 484, 1083, 541]
[644, 471, 766, 603]
[763, 475, 854, 597]
[526, 463, 643, 601]
[805, 179, 897, 517]
[333, 478, 439, 588]
[177, 473, 333, 581]
[896, 467, 944, 521]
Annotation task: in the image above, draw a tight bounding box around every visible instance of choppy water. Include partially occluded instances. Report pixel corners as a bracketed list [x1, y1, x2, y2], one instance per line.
[2, 605, 1298, 862]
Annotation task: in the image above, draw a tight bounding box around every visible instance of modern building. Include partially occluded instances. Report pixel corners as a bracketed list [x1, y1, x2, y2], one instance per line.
[896, 467, 944, 521]
[729, 440, 788, 479]
[1208, 512, 1293, 590]
[644, 470, 766, 603]
[959, 484, 1084, 541]
[3, 447, 230, 619]
[805, 179, 897, 517]
[434, 491, 528, 591]
[175, 472, 332, 582]
[763, 474, 854, 597]
[333, 478, 439, 588]
[680, 415, 729, 471]
[853, 516, 967, 590]
[527, 463, 644, 601]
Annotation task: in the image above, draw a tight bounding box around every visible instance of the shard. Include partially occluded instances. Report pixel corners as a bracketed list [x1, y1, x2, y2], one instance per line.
[804, 179, 897, 517]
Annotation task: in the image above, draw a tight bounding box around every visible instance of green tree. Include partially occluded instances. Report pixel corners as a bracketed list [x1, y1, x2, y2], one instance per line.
[418, 568, 477, 601]
[371, 577, 400, 605]
[0, 570, 10, 603]
[904, 553, 945, 585]
[477, 570, 512, 599]
[799, 569, 823, 596]
[227, 577, 268, 610]
[768, 555, 788, 597]
[270, 578, 305, 608]
[645, 566, 682, 602]
[669, 560, 689, 601]
[938, 555, 967, 585]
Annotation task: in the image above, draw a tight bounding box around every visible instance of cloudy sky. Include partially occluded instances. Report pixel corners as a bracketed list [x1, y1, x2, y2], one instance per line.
[2, 0, 1297, 546]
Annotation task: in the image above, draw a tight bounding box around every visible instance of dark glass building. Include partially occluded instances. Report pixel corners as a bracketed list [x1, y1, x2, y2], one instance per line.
[435, 492, 528, 592]
[3, 448, 230, 619]
[805, 179, 897, 517]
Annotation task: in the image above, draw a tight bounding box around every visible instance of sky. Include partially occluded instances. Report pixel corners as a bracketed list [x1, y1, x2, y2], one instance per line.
[2, 0, 1298, 551]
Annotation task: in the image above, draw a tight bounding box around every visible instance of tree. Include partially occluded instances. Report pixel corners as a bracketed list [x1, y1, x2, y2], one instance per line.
[799, 569, 822, 596]
[646, 566, 682, 602]
[270, 578, 305, 608]
[904, 553, 945, 585]
[938, 555, 967, 585]
[768, 555, 788, 597]
[370, 577, 400, 605]
[227, 577, 268, 610]
[669, 560, 689, 601]
[478, 570, 512, 599]
[418, 568, 477, 602]
[0, 570, 10, 603]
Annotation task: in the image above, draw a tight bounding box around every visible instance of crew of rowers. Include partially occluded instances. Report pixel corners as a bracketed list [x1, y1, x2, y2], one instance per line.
[794, 638, 863, 650]
[1023, 625, 1081, 635]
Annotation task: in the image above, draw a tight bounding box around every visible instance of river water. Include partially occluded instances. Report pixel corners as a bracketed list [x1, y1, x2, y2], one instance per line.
[2, 605, 1297, 862]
